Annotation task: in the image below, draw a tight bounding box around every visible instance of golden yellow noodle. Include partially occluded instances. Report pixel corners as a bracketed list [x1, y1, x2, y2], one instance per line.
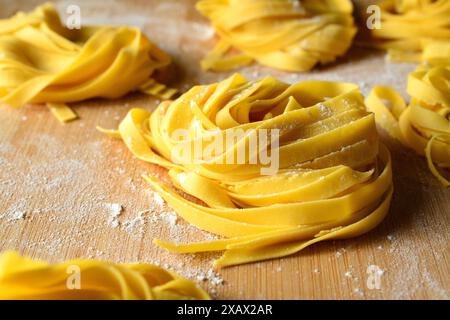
[0, 251, 210, 300]
[197, 0, 357, 72]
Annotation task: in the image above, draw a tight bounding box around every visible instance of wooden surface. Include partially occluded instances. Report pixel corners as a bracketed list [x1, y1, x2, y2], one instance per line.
[0, 0, 449, 300]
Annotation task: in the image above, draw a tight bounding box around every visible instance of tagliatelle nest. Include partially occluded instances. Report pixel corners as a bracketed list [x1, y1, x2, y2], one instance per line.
[197, 0, 357, 72]
[364, 0, 450, 62]
[0, 251, 210, 300]
[0, 3, 176, 122]
[101, 74, 393, 267]
[366, 41, 450, 187]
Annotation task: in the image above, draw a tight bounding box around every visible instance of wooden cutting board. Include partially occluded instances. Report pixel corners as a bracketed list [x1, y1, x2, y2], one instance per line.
[0, 0, 448, 299]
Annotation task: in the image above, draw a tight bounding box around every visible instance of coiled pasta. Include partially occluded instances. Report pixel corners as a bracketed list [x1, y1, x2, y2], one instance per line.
[101, 74, 393, 267]
[0, 251, 210, 300]
[0, 3, 175, 122]
[197, 0, 357, 72]
[364, 0, 450, 62]
[366, 47, 450, 186]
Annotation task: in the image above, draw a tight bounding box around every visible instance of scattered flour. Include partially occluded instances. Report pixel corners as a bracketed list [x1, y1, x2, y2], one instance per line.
[152, 192, 166, 207]
[335, 247, 346, 258]
[8, 210, 26, 221]
[106, 203, 123, 228]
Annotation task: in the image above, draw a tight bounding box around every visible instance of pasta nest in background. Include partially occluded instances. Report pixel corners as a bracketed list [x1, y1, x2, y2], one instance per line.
[197, 0, 357, 72]
[366, 41, 450, 186]
[0, 251, 210, 300]
[365, 0, 450, 62]
[0, 3, 175, 121]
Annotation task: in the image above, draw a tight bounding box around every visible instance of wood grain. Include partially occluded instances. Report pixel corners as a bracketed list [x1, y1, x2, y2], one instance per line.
[0, 0, 448, 299]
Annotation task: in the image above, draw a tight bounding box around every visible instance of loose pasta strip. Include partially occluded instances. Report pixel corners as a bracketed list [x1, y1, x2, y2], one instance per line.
[0, 251, 210, 300]
[0, 3, 176, 122]
[46, 103, 78, 123]
[196, 0, 357, 72]
[101, 74, 393, 267]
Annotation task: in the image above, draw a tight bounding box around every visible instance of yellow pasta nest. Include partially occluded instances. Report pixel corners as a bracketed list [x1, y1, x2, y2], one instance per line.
[197, 0, 357, 72]
[0, 251, 210, 300]
[365, 0, 450, 62]
[101, 74, 393, 267]
[366, 44, 450, 187]
[0, 3, 175, 122]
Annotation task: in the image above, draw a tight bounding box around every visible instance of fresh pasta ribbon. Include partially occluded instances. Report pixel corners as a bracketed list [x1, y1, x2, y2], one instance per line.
[47, 103, 78, 123]
[0, 251, 210, 300]
[366, 64, 450, 186]
[197, 0, 357, 72]
[0, 3, 176, 122]
[139, 78, 179, 101]
[101, 74, 393, 267]
[363, 0, 450, 62]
